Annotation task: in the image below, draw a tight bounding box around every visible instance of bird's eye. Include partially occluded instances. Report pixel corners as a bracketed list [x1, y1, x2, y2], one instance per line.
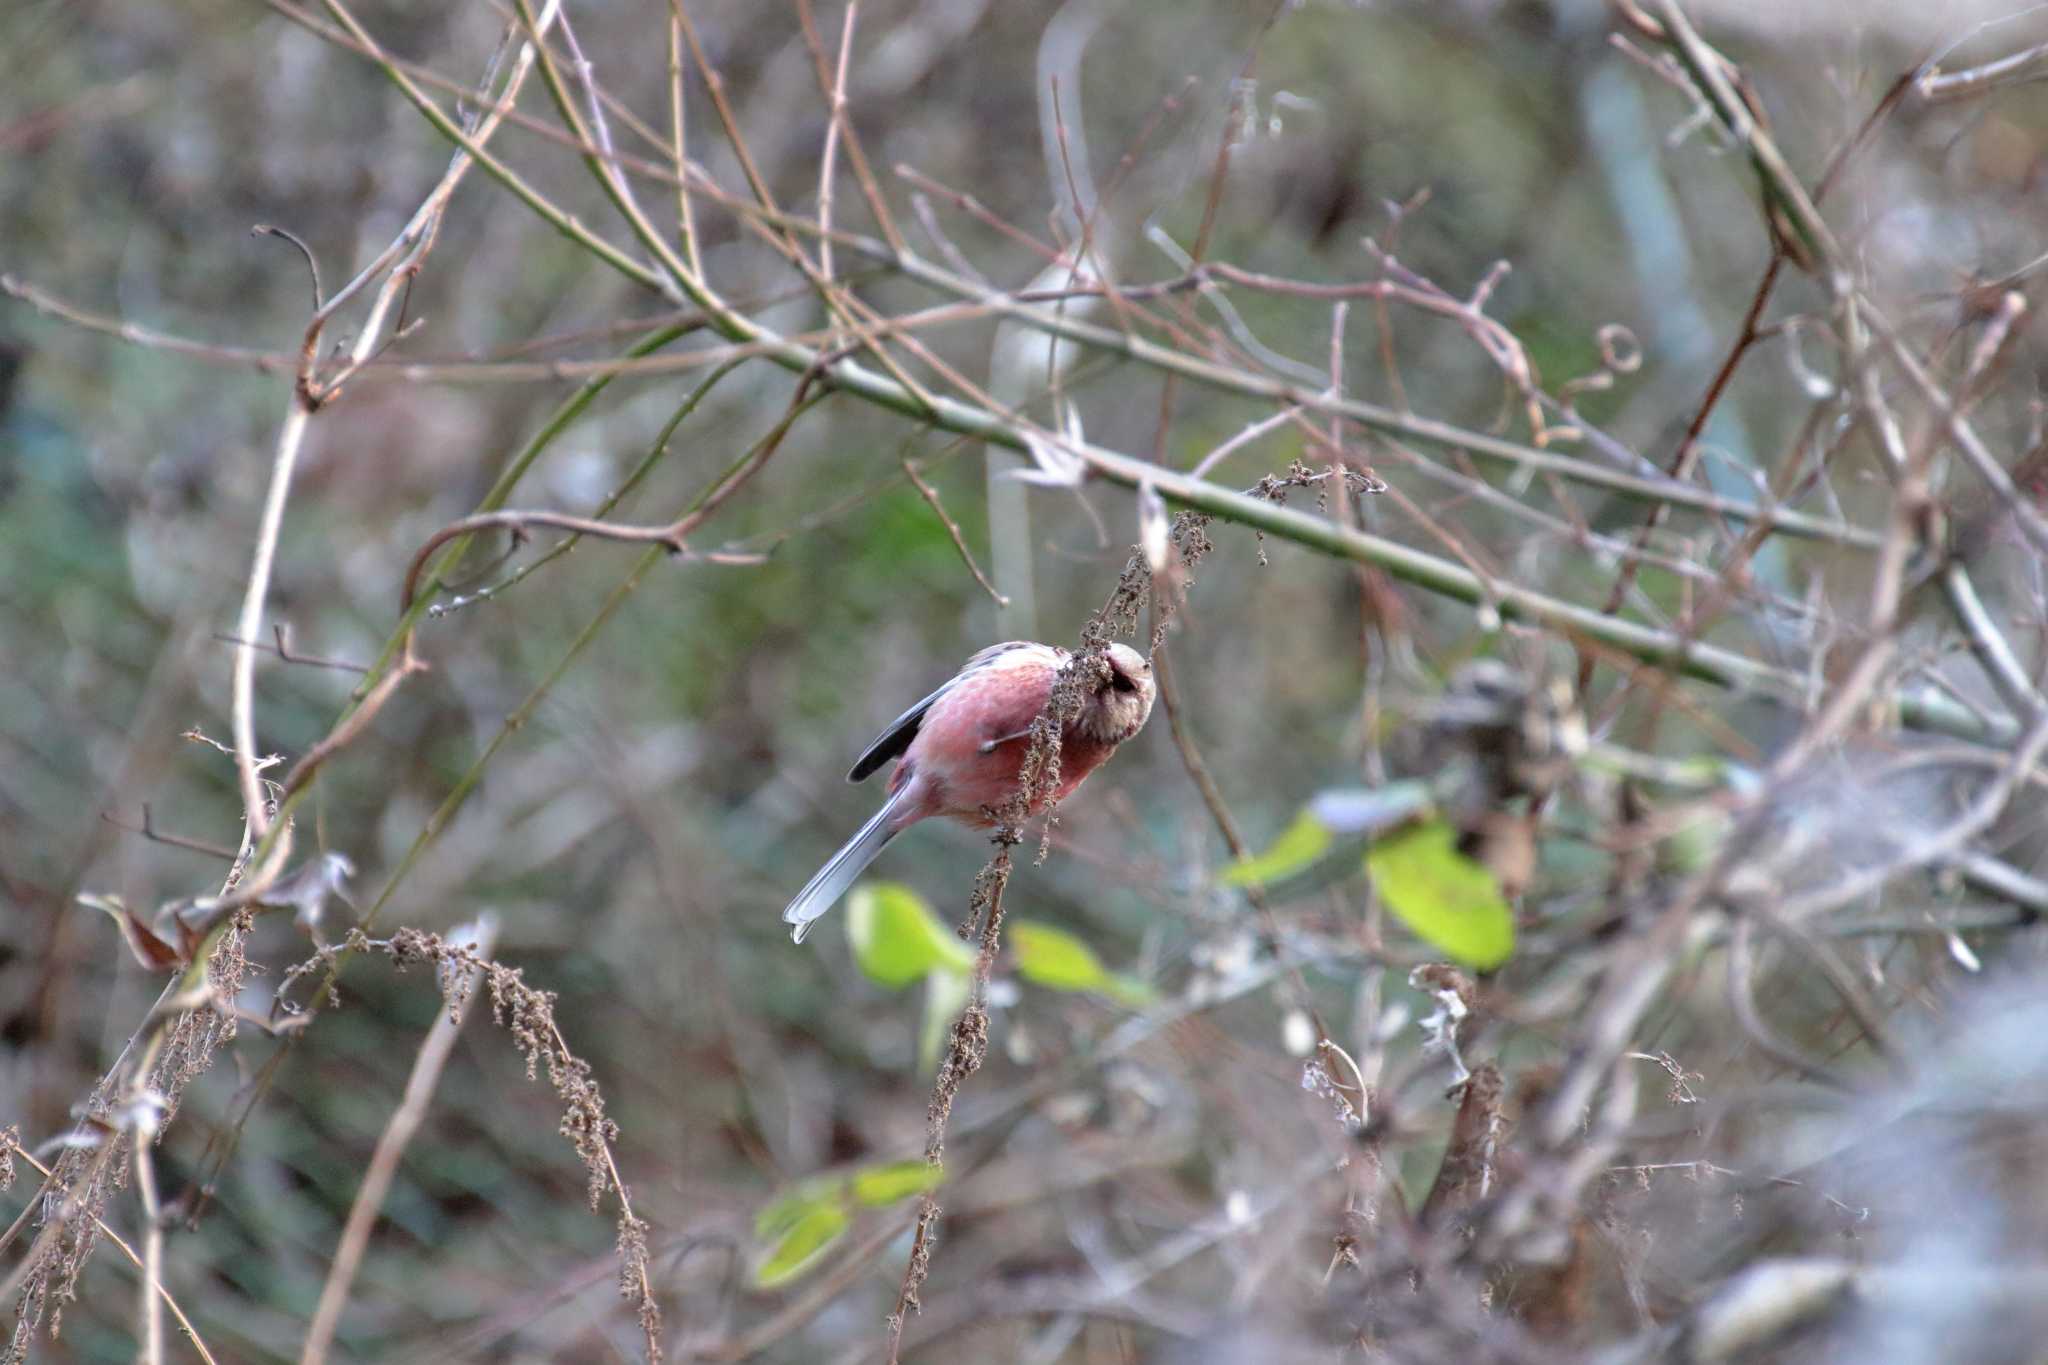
[1109, 670, 1136, 694]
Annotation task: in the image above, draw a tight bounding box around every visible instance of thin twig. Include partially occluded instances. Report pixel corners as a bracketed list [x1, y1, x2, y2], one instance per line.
[794, 0, 905, 253]
[901, 455, 1007, 606]
[101, 805, 241, 861]
[1918, 40, 2048, 101]
[277, 642, 430, 803]
[812, 3, 854, 281]
[398, 508, 767, 610]
[666, 16, 701, 277]
[209, 624, 367, 675]
[402, 356, 805, 603]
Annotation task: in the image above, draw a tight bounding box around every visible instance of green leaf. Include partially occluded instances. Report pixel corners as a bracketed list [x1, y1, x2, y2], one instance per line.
[1219, 785, 1434, 896]
[1011, 921, 1154, 1006]
[1009, 921, 1107, 990]
[1220, 807, 1333, 887]
[846, 882, 975, 989]
[752, 1201, 849, 1288]
[919, 967, 971, 1076]
[751, 1158, 943, 1289]
[849, 1159, 944, 1208]
[1365, 819, 1515, 970]
[754, 1177, 838, 1239]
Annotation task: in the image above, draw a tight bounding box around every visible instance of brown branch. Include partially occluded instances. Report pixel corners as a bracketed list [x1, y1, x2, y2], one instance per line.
[210, 623, 368, 675]
[795, 0, 905, 256]
[626, 1, 939, 417]
[132, 1129, 165, 1365]
[399, 371, 819, 612]
[101, 804, 241, 861]
[665, 15, 701, 278]
[1146, 59, 1246, 461]
[901, 455, 1007, 606]
[251, 224, 324, 311]
[699, 1214, 911, 1361]
[400, 510, 756, 610]
[893, 164, 1064, 263]
[2, 272, 303, 373]
[1584, 67, 1917, 696]
[277, 640, 431, 803]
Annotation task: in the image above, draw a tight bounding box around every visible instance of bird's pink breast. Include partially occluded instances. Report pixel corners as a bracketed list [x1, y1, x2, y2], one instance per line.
[890, 652, 1117, 827]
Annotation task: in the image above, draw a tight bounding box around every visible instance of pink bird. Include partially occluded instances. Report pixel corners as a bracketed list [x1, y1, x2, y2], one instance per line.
[782, 641, 1157, 943]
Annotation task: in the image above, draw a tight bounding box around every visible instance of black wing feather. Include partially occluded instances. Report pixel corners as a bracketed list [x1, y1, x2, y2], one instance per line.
[846, 641, 1041, 783]
[847, 681, 948, 782]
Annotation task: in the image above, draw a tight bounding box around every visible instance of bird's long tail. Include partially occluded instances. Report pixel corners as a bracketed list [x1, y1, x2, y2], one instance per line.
[783, 789, 909, 944]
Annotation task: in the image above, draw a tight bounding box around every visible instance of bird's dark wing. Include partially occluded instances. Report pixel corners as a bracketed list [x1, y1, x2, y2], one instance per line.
[847, 681, 947, 782]
[846, 641, 1041, 782]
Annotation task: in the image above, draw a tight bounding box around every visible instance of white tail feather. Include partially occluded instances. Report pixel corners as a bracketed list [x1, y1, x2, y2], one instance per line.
[783, 790, 908, 944]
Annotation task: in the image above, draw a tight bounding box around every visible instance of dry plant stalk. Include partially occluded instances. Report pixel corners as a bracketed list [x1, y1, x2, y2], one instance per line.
[279, 926, 663, 1361]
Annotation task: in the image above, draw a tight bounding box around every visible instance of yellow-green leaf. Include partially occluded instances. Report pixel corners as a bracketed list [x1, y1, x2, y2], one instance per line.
[752, 1202, 849, 1288]
[754, 1177, 838, 1238]
[849, 1159, 944, 1208]
[1010, 921, 1107, 991]
[1011, 921, 1154, 1005]
[1220, 807, 1332, 888]
[846, 882, 975, 989]
[919, 967, 971, 1076]
[1365, 820, 1515, 970]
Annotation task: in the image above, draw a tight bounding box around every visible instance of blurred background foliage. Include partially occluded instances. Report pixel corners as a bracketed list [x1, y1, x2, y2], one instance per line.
[7, 0, 2048, 1360]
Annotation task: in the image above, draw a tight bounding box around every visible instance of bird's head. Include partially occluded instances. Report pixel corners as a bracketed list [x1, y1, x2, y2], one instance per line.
[1077, 642, 1156, 744]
